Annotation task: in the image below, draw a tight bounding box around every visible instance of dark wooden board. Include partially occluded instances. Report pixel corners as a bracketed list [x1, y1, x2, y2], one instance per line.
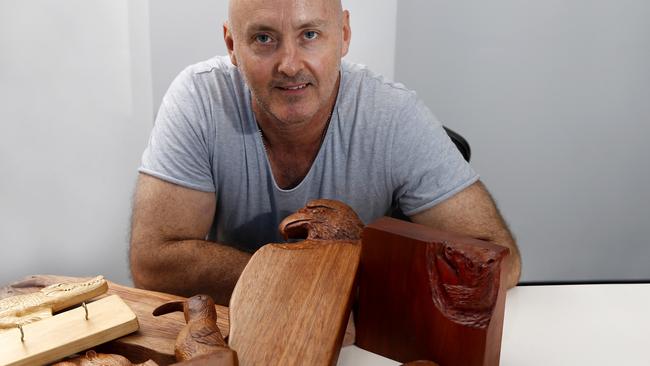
[355, 217, 509, 366]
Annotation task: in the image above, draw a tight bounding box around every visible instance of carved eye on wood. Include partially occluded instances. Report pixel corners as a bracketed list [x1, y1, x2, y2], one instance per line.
[278, 199, 364, 242]
[426, 243, 505, 328]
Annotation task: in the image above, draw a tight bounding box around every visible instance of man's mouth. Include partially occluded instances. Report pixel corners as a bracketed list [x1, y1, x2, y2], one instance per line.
[277, 83, 309, 91]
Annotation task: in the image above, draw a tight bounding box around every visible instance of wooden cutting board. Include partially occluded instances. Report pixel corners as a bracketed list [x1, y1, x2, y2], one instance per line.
[0, 295, 139, 366]
[0, 276, 229, 366]
[228, 241, 360, 366]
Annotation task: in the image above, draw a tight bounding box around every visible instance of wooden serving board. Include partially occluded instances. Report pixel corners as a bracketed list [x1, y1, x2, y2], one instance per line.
[0, 295, 138, 366]
[0, 276, 229, 366]
[228, 241, 360, 366]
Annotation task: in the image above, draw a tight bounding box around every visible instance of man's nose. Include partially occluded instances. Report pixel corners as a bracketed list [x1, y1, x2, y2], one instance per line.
[277, 40, 302, 77]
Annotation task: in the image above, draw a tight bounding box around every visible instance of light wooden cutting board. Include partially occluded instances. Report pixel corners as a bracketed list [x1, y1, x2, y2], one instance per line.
[228, 241, 361, 366]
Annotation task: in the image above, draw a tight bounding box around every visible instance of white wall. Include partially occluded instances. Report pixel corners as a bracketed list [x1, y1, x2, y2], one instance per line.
[0, 1, 398, 286]
[342, 0, 397, 81]
[148, 0, 397, 110]
[149, 0, 228, 113]
[395, 0, 650, 282]
[0, 0, 152, 285]
[5, 0, 645, 286]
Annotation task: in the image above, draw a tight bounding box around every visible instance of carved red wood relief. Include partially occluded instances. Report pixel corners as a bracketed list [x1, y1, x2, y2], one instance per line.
[355, 217, 509, 366]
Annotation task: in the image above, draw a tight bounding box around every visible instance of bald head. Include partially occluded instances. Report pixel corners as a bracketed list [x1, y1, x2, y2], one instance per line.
[228, 0, 344, 36]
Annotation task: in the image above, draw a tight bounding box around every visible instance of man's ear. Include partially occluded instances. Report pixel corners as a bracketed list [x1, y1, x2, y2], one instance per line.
[341, 10, 351, 58]
[223, 21, 238, 66]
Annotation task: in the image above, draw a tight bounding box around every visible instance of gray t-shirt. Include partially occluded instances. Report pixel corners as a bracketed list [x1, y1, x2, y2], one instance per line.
[140, 56, 478, 252]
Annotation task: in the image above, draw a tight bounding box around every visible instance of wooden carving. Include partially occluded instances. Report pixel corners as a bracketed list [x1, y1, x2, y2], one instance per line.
[279, 199, 365, 241]
[0, 275, 107, 330]
[228, 199, 363, 366]
[1, 275, 230, 366]
[152, 295, 238, 365]
[53, 350, 158, 366]
[355, 217, 509, 366]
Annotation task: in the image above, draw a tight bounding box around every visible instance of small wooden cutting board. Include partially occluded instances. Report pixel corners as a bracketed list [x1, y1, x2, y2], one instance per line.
[0, 294, 138, 366]
[228, 241, 360, 366]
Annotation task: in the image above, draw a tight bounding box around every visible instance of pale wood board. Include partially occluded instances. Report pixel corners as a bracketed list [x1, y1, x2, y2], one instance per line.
[0, 276, 230, 366]
[0, 294, 139, 366]
[228, 241, 360, 366]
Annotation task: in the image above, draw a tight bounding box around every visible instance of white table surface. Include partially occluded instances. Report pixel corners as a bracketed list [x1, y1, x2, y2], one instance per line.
[338, 284, 650, 366]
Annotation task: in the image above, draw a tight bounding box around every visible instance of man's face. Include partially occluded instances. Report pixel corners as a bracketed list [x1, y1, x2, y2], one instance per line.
[225, 0, 351, 126]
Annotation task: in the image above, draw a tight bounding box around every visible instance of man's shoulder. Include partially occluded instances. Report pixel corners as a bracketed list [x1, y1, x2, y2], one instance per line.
[165, 55, 247, 109]
[172, 55, 241, 89]
[339, 61, 418, 114]
[184, 55, 236, 75]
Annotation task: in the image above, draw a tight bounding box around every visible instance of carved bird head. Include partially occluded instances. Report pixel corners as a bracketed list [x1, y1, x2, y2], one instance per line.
[278, 199, 364, 241]
[427, 241, 509, 328]
[152, 294, 230, 362]
[435, 242, 506, 288]
[152, 294, 217, 323]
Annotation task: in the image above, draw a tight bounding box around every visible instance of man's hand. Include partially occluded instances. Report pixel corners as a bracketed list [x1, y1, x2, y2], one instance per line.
[129, 173, 251, 305]
[410, 180, 522, 289]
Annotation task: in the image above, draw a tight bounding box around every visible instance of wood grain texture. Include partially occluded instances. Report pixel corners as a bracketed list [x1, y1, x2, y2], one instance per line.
[151, 295, 237, 365]
[98, 283, 230, 365]
[228, 241, 360, 366]
[169, 351, 239, 366]
[0, 295, 138, 366]
[52, 350, 159, 366]
[355, 217, 509, 366]
[0, 276, 229, 366]
[0, 276, 107, 330]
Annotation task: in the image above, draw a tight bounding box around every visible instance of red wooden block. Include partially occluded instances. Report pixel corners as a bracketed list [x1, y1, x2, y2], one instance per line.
[355, 217, 509, 366]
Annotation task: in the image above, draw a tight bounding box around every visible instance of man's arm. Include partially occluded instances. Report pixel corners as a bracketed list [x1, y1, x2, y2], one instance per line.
[129, 173, 251, 305]
[410, 180, 522, 288]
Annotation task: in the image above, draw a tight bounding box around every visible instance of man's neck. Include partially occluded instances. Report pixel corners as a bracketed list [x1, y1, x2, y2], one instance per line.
[258, 115, 330, 153]
[254, 91, 336, 155]
[252, 78, 339, 189]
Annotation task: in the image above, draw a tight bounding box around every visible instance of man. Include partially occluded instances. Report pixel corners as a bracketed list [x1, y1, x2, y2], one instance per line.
[130, 0, 522, 306]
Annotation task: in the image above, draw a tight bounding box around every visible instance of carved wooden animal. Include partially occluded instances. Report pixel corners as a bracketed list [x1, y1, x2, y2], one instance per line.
[153, 294, 238, 365]
[228, 199, 363, 366]
[53, 350, 157, 366]
[279, 198, 365, 241]
[0, 275, 107, 330]
[356, 217, 509, 366]
[1, 275, 231, 365]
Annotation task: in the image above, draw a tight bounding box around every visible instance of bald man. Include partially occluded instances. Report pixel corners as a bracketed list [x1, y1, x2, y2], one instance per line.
[129, 0, 521, 306]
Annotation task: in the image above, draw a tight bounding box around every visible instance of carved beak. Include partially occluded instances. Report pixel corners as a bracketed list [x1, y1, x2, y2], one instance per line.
[152, 300, 185, 316]
[436, 254, 460, 286]
[278, 213, 313, 240]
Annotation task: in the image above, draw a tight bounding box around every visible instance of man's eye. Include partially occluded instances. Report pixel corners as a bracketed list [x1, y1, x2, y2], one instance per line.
[304, 31, 318, 40]
[255, 34, 272, 44]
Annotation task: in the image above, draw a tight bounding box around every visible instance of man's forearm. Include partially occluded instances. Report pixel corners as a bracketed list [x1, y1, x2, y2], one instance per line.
[492, 235, 521, 289]
[410, 181, 522, 289]
[130, 239, 251, 305]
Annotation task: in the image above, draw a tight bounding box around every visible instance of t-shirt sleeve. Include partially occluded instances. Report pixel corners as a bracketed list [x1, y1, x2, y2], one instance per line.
[390, 98, 479, 216]
[139, 68, 215, 192]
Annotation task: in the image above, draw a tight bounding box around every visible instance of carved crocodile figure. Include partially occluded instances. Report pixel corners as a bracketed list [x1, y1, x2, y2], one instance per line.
[0, 275, 108, 330]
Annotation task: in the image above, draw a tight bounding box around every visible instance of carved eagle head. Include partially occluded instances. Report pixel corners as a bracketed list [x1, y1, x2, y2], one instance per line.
[153, 294, 217, 323]
[427, 241, 509, 328]
[278, 199, 364, 241]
